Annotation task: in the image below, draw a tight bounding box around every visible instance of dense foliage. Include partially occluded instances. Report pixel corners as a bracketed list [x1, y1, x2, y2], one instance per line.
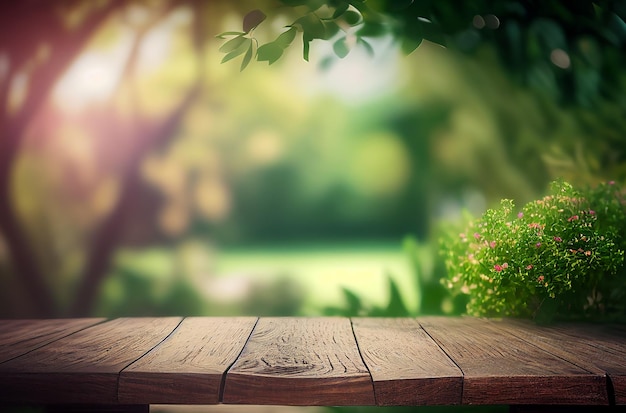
[442, 180, 626, 323]
[219, 0, 626, 107]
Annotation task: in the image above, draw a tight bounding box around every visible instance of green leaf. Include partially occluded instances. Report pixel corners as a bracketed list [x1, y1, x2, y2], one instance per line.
[221, 39, 252, 63]
[215, 31, 245, 39]
[356, 21, 387, 37]
[318, 55, 335, 71]
[341, 287, 363, 314]
[302, 36, 311, 61]
[401, 35, 422, 54]
[322, 21, 341, 40]
[332, 2, 349, 19]
[257, 42, 284, 64]
[333, 37, 350, 58]
[416, 18, 445, 46]
[219, 35, 246, 53]
[296, 13, 326, 40]
[343, 10, 362, 26]
[399, 17, 444, 53]
[358, 37, 374, 56]
[240, 43, 253, 70]
[384, 275, 411, 316]
[243, 9, 267, 32]
[275, 26, 297, 48]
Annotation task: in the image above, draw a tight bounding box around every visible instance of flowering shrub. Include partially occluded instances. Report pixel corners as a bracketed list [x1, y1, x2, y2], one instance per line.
[441, 180, 626, 323]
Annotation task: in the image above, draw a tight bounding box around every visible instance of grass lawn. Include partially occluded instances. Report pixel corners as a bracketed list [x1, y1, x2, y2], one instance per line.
[111, 240, 422, 316]
[212, 241, 419, 315]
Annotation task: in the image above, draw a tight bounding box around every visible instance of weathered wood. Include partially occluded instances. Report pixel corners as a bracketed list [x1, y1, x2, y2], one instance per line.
[1, 316, 624, 409]
[0, 318, 105, 363]
[494, 319, 626, 405]
[118, 317, 257, 404]
[222, 317, 375, 406]
[351, 317, 463, 406]
[418, 316, 609, 406]
[0, 317, 181, 404]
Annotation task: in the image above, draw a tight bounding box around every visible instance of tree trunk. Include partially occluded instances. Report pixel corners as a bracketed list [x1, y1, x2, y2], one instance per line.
[0, 1, 125, 316]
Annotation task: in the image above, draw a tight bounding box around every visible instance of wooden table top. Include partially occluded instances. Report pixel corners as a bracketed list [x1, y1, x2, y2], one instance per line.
[0, 316, 625, 407]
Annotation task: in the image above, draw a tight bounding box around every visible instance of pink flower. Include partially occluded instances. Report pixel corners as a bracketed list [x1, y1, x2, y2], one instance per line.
[537, 275, 545, 283]
[473, 232, 481, 240]
[609, 181, 615, 185]
[489, 241, 496, 249]
[526, 264, 533, 270]
[502, 262, 509, 269]
[588, 210, 595, 215]
[567, 215, 579, 222]
[535, 242, 542, 248]
[494, 264, 503, 272]
[517, 212, 524, 218]
[554, 236, 562, 242]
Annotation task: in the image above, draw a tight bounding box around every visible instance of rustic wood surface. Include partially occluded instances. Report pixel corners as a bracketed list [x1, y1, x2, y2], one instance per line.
[418, 316, 609, 406]
[0, 316, 625, 408]
[0, 317, 181, 404]
[0, 318, 104, 363]
[494, 318, 626, 405]
[222, 317, 375, 406]
[351, 317, 462, 406]
[119, 317, 257, 404]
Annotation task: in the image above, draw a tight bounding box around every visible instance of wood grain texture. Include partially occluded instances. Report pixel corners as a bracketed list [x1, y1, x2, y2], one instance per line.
[118, 317, 257, 404]
[494, 319, 626, 405]
[351, 318, 462, 406]
[222, 317, 375, 406]
[1, 316, 623, 408]
[418, 316, 608, 406]
[0, 318, 105, 363]
[0, 317, 181, 404]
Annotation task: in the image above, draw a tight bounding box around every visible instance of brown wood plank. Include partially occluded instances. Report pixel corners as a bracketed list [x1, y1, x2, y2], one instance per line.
[222, 317, 375, 406]
[0, 317, 181, 404]
[0, 318, 105, 363]
[351, 317, 462, 406]
[418, 316, 608, 406]
[118, 317, 257, 404]
[493, 319, 626, 405]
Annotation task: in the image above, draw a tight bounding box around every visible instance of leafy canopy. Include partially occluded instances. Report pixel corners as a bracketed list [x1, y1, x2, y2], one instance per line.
[217, 0, 626, 106]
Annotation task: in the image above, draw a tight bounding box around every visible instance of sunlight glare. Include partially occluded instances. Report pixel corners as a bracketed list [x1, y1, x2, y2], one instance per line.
[53, 30, 134, 112]
[297, 35, 403, 103]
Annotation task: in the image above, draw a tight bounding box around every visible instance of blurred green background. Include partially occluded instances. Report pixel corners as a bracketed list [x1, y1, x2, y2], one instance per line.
[2, 1, 625, 412]
[1, 0, 625, 329]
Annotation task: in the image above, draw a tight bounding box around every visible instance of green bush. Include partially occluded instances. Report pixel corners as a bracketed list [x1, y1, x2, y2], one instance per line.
[441, 179, 626, 323]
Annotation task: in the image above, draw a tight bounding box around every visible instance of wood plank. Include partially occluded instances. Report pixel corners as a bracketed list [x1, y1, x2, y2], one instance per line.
[0, 318, 105, 363]
[493, 319, 626, 405]
[0, 317, 181, 404]
[118, 317, 257, 404]
[418, 316, 608, 406]
[222, 317, 375, 406]
[351, 318, 462, 406]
